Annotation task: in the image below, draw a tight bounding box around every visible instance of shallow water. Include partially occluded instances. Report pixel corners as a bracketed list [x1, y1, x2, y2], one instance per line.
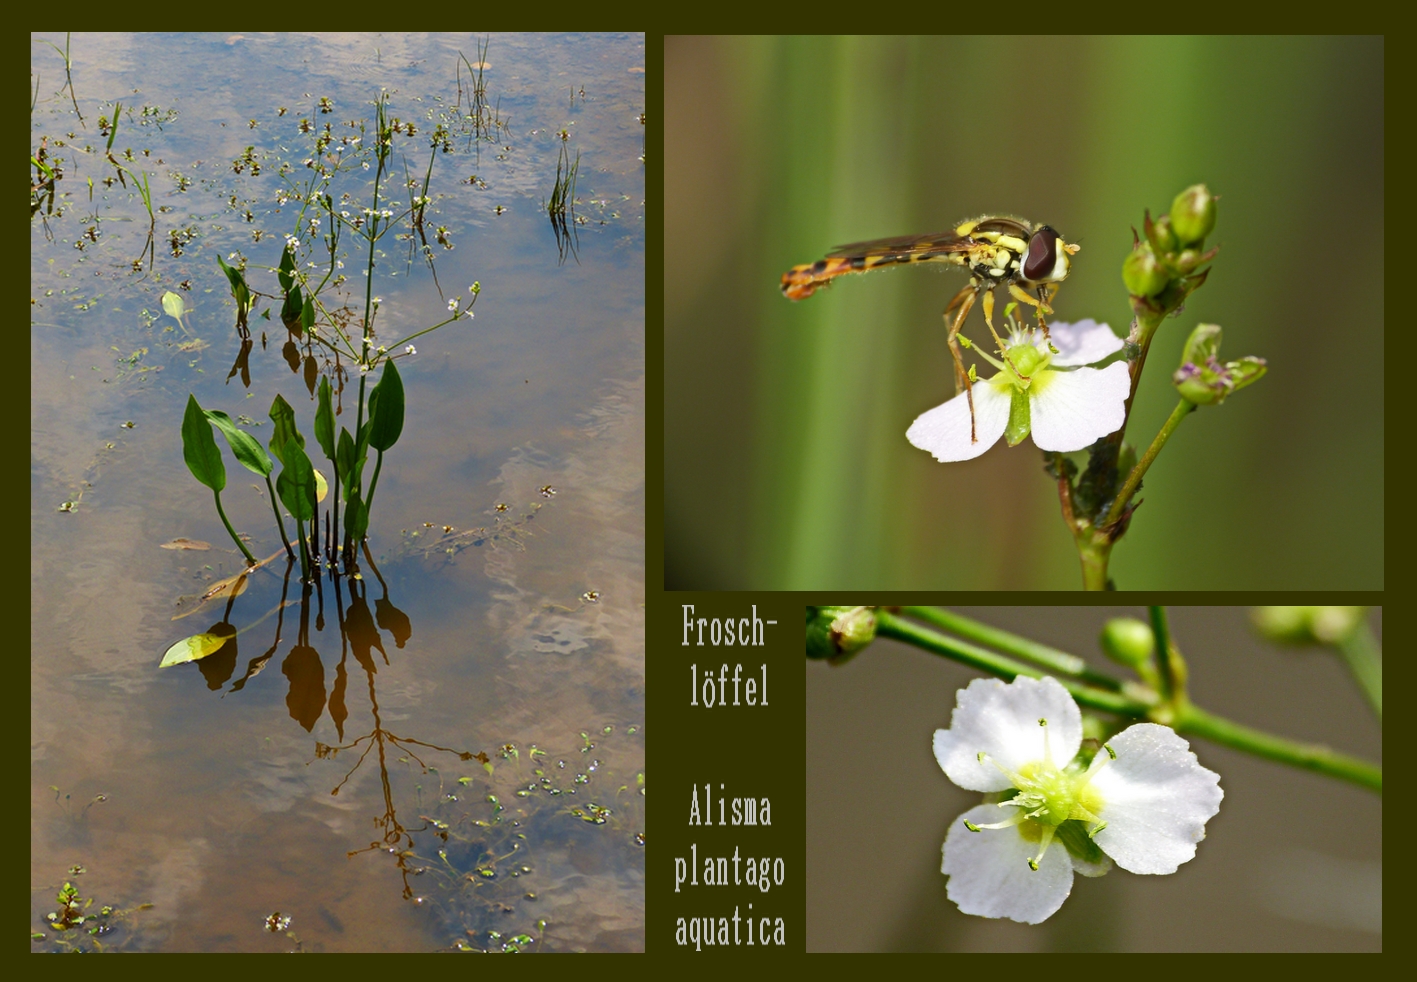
[31, 32, 644, 952]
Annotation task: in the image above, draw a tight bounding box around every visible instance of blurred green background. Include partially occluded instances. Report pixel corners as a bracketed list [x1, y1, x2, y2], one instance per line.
[665, 36, 1383, 589]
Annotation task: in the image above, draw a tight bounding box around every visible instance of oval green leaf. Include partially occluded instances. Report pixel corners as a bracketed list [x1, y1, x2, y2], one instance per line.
[314, 376, 336, 460]
[204, 409, 273, 477]
[268, 394, 304, 466]
[181, 395, 225, 492]
[367, 360, 404, 452]
[276, 438, 316, 522]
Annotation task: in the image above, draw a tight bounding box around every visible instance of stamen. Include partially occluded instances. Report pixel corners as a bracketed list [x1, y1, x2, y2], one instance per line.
[1039, 717, 1054, 767]
[1027, 824, 1057, 871]
[965, 812, 1028, 833]
[1088, 821, 1108, 839]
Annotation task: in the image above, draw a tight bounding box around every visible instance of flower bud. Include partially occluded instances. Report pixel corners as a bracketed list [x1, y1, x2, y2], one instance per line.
[1122, 243, 1169, 298]
[1170, 184, 1217, 246]
[1173, 324, 1267, 405]
[1252, 606, 1366, 646]
[805, 606, 877, 662]
[1099, 617, 1154, 669]
[1144, 211, 1178, 255]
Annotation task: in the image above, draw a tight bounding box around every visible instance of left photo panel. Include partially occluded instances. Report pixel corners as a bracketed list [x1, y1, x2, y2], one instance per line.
[32, 32, 644, 952]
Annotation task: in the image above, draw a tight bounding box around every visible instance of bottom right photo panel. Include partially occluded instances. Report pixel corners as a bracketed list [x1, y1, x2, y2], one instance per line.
[805, 606, 1381, 951]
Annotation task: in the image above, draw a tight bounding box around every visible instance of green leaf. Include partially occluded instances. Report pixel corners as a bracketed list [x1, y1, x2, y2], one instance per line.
[345, 489, 369, 541]
[314, 377, 336, 460]
[204, 409, 273, 477]
[276, 438, 317, 522]
[162, 290, 186, 323]
[181, 395, 225, 492]
[336, 427, 368, 500]
[313, 467, 329, 503]
[281, 283, 303, 326]
[160, 624, 236, 668]
[268, 394, 304, 466]
[278, 245, 296, 294]
[367, 360, 404, 452]
[216, 254, 250, 311]
[301, 296, 315, 334]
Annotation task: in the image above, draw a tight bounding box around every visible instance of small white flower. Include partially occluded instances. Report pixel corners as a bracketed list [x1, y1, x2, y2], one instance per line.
[935, 675, 1222, 924]
[463, 310, 474, 320]
[336, 260, 344, 269]
[363, 161, 370, 171]
[404, 344, 417, 355]
[377, 345, 387, 354]
[448, 297, 460, 311]
[372, 296, 383, 305]
[908, 319, 1130, 462]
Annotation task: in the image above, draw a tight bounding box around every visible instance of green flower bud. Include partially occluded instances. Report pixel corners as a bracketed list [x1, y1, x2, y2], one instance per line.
[1170, 184, 1217, 246]
[1144, 211, 1178, 255]
[1122, 243, 1169, 298]
[805, 606, 877, 661]
[1252, 606, 1366, 646]
[1099, 617, 1154, 669]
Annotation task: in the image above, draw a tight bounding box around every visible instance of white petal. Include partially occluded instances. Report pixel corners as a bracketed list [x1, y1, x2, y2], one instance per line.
[933, 676, 1082, 792]
[1089, 723, 1224, 875]
[906, 379, 1010, 462]
[1047, 319, 1125, 367]
[1070, 845, 1113, 878]
[943, 805, 1074, 924]
[1028, 362, 1130, 452]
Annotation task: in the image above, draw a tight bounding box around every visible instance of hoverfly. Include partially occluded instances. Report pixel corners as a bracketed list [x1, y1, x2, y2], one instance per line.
[781, 217, 1080, 443]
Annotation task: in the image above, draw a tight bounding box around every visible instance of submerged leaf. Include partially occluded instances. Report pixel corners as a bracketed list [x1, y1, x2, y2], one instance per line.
[160, 537, 211, 551]
[160, 624, 236, 668]
[162, 290, 186, 322]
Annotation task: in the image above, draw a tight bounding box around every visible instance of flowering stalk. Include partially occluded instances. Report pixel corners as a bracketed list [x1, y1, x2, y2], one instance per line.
[859, 607, 1381, 793]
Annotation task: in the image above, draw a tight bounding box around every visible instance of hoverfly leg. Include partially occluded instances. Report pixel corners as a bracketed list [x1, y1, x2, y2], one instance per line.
[944, 284, 978, 443]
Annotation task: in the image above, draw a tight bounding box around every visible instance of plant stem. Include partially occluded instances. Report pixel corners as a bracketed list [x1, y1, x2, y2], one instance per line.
[1105, 398, 1195, 529]
[868, 609, 1382, 794]
[1177, 703, 1381, 794]
[212, 489, 257, 565]
[874, 610, 1148, 716]
[1337, 622, 1382, 720]
[900, 606, 1123, 691]
[1147, 605, 1179, 703]
[264, 475, 296, 561]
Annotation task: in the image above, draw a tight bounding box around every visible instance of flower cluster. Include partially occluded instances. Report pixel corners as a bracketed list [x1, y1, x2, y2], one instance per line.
[934, 675, 1222, 923]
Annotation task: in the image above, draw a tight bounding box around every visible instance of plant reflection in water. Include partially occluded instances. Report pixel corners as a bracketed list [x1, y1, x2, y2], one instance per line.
[163, 543, 644, 952]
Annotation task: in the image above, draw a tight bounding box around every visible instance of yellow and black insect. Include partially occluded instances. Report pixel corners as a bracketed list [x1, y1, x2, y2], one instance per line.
[781, 217, 1080, 443]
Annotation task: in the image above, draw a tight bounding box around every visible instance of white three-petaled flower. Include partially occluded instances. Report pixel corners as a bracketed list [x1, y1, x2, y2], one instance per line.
[907, 319, 1130, 462]
[934, 675, 1223, 924]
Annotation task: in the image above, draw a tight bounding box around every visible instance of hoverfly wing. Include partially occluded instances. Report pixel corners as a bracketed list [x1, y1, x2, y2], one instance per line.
[783, 230, 974, 301]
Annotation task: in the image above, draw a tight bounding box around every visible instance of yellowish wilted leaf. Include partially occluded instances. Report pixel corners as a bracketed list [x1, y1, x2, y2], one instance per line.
[159, 625, 235, 668]
[160, 537, 211, 551]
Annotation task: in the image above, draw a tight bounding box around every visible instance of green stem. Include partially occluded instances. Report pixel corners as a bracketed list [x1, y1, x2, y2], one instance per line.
[365, 449, 384, 515]
[1177, 703, 1381, 794]
[1105, 398, 1195, 529]
[874, 611, 1148, 716]
[212, 489, 257, 565]
[1147, 606, 1179, 703]
[264, 475, 296, 561]
[870, 609, 1382, 794]
[900, 606, 1123, 692]
[1337, 623, 1382, 720]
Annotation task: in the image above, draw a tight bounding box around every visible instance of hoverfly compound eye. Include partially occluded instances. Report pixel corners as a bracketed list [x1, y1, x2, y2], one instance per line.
[1023, 225, 1068, 283]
